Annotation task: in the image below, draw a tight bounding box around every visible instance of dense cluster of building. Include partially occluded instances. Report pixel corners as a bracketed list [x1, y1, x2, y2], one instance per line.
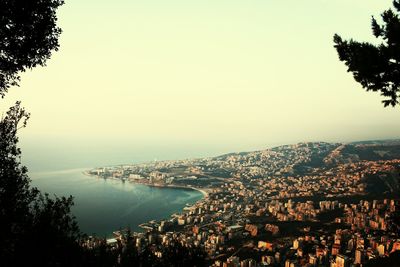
[86, 142, 400, 266]
[92, 197, 400, 267]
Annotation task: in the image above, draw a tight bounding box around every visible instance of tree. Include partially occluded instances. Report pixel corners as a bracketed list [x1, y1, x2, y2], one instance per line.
[0, 102, 35, 260]
[0, 103, 86, 266]
[334, 0, 400, 107]
[0, 1, 89, 266]
[0, 0, 64, 96]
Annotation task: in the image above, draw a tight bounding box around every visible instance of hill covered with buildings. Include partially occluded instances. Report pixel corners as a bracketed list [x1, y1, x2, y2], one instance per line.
[83, 140, 400, 266]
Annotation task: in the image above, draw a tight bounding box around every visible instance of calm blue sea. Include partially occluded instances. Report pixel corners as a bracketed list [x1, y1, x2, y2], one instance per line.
[21, 140, 273, 238]
[30, 168, 202, 237]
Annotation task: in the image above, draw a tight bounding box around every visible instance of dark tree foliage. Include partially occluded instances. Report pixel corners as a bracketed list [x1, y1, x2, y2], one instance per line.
[0, 103, 85, 266]
[364, 251, 400, 267]
[334, 0, 400, 107]
[0, 102, 35, 258]
[0, 0, 64, 97]
[0, 0, 87, 266]
[78, 230, 208, 267]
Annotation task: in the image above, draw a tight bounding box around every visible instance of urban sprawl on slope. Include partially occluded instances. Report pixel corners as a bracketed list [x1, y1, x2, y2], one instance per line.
[86, 141, 400, 266]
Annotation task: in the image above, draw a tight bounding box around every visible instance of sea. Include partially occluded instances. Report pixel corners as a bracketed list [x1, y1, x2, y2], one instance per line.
[30, 168, 203, 237]
[21, 140, 272, 238]
[21, 141, 231, 237]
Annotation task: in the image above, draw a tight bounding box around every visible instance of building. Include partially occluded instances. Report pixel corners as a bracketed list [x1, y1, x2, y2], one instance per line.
[335, 254, 349, 267]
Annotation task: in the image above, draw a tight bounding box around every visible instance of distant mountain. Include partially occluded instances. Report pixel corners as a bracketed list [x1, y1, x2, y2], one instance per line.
[350, 139, 400, 145]
[205, 140, 400, 178]
[324, 140, 400, 166]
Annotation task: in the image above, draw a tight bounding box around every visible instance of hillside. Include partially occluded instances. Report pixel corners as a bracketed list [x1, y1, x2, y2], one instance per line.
[90, 139, 400, 198]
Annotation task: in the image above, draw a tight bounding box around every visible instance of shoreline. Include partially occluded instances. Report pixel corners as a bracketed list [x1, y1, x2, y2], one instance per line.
[82, 171, 209, 198]
[83, 170, 208, 235]
[143, 183, 209, 198]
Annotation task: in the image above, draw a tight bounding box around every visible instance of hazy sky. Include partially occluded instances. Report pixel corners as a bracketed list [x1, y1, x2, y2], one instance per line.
[2, 0, 400, 168]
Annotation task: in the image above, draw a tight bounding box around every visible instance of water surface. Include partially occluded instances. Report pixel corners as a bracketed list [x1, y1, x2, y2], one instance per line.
[31, 168, 203, 237]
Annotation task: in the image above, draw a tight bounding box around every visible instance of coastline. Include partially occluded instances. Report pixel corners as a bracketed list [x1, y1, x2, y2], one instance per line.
[82, 171, 209, 198]
[143, 183, 209, 198]
[82, 170, 208, 235]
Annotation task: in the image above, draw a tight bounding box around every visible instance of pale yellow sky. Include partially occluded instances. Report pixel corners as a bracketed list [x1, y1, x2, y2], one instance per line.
[2, 0, 400, 168]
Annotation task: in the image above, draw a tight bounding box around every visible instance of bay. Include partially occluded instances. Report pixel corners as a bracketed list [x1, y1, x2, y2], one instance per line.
[30, 168, 203, 237]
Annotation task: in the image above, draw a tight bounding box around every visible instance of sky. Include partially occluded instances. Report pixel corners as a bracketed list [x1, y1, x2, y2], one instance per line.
[2, 0, 400, 170]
